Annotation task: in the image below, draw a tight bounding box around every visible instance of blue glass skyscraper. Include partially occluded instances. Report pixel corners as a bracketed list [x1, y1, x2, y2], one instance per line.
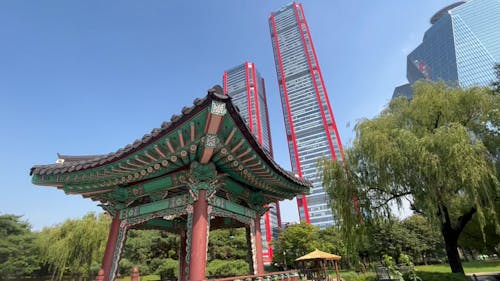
[393, 0, 500, 99]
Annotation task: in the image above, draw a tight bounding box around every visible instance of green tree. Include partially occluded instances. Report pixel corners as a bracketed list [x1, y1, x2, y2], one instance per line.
[120, 229, 179, 276]
[458, 201, 500, 256]
[208, 228, 247, 261]
[0, 214, 40, 279]
[488, 63, 500, 178]
[322, 82, 499, 274]
[272, 222, 321, 268]
[153, 258, 178, 279]
[401, 215, 444, 264]
[206, 259, 248, 278]
[38, 212, 110, 281]
[363, 215, 444, 265]
[365, 218, 409, 259]
[317, 227, 346, 259]
[120, 228, 250, 277]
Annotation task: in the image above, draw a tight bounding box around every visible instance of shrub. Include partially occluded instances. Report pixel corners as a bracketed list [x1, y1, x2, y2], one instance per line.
[403, 271, 469, 281]
[340, 271, 358, 281]
[340, 272, 377, 281]
[206, 259, 248, 277]
[153, 258, 178, 279]
[119, 258, 134, 276]
[355, 273, 377, 281]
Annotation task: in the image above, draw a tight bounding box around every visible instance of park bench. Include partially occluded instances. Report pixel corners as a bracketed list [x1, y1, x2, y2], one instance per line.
[375, 266, 400, 281]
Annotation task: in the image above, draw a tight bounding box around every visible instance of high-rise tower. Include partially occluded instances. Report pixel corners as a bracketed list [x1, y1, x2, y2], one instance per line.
[223, 62, 281, 263]
[393, 0, 500, 99]
[269, 3, 344, 228]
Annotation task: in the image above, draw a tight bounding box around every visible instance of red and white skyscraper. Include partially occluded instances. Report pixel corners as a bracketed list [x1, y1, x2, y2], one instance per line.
[223, 62, 281, 263]
[269, 3, 344, 228]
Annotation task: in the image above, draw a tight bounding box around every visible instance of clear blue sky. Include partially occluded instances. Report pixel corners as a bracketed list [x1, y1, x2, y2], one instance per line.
[0, 0, 458, 230]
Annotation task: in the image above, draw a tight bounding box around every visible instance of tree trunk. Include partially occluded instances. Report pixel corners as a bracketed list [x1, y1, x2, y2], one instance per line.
[439, 205, 476, 274]
[442, 229, 464, 274]
[421, 253, 427, 265]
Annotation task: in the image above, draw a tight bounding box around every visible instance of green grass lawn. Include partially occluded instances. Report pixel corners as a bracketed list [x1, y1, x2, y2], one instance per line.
[415, 260, 500, 273]
[115, 262, 500, 281]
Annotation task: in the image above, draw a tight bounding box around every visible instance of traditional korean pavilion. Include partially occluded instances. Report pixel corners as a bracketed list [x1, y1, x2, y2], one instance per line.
[30, 86, 311, 281]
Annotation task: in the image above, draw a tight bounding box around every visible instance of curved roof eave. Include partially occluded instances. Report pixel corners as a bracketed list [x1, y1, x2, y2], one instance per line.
[30, 86, 312, 192]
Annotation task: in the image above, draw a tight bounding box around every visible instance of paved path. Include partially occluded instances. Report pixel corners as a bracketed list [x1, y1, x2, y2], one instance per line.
[469, 273, 500, 281]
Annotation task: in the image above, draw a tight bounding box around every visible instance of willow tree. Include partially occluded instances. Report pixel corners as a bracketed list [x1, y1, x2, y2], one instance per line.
[38, 212, 110, 281]
[322, 81, 499, 274]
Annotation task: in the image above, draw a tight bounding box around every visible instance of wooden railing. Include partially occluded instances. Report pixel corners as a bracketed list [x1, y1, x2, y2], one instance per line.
[208, 270, 300, 281]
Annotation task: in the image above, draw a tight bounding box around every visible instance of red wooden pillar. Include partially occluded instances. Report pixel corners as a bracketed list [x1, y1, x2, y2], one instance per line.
[188, 189, 209, 281]
[179, 229, 188, 281]
[101, 211, 121, 281]
[254, 214, 265, 275]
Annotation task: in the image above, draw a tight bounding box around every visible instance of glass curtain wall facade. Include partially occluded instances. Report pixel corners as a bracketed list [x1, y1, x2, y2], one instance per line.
[393, 0, 500, 99]
[223, 62, 281, 263]
[269, 3, 344, 229]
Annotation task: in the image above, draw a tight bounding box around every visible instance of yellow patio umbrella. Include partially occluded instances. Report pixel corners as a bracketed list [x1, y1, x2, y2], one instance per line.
[295, 249, 341, 281]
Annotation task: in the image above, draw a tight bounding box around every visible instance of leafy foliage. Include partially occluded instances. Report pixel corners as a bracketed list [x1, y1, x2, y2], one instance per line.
[322, 81, 499, 273]
[153, 258, 178, 279]
[208, 228, 247, 261]
[0, 214, 40, 279]
[382, 254, 403, 281]
[399, 253, 422, 281]
[37, 212, 110, 281]
[206, 259, 249, 278]
[347, 215, 445, 268]
[272, 222, 320, 268]
[458, 200, 500, 255]
[400, 215, 443, 263]
[1, 213, 260, 279]
[355, 275, 378, 281]
[403, 272, 469, 281]
[272, 222, 346, 268]
[120, 229, 178, 275]
[363, 215, 444, 264]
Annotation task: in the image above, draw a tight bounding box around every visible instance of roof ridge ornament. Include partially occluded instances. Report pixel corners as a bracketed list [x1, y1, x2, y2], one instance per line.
[210, 100, 227, 116]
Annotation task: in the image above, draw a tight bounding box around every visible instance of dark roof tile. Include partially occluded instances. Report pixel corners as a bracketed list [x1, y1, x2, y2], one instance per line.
[182, 106, 193, 115]
[161, 121, 171, 128]
[142, 134, 152, 143]
[151, 128, 161, 137]
[193, 97, 205, 106]
[170, 114, 181, 122]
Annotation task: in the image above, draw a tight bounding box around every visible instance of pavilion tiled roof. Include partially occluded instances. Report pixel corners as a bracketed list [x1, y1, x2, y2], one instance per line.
[30, 95, 207, 176]
[30, 85, 310, 189]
